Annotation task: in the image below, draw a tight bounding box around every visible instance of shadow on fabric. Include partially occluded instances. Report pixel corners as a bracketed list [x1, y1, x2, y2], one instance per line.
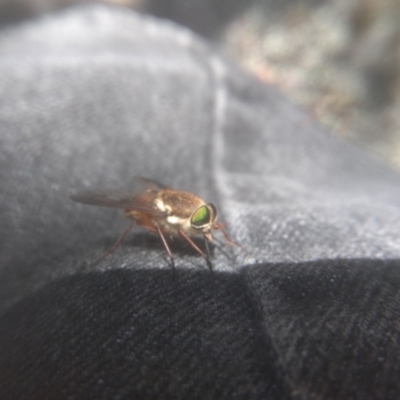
[0, 267, 287, 400]
[1, 259, 399, 399]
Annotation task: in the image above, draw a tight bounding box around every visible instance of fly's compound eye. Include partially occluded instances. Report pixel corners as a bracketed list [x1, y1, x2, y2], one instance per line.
[190, 203, 217, 229]
[191, 205, 211, 229]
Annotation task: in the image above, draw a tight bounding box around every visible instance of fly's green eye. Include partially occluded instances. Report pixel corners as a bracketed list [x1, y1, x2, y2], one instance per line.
[191, 205, 211, 228]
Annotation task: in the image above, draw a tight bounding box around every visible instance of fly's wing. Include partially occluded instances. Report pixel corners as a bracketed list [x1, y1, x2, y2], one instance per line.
[135, 177, 170, 190]
[70, 189, 167, 216]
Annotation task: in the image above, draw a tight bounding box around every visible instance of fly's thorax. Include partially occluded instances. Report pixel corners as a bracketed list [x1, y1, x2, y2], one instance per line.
[156, 190, 218, 237]
[163, 214, 194, 236]
[159, 190, 205, 218]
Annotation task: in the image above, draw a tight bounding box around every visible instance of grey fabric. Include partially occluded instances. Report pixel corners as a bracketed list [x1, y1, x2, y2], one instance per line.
[1, 4, 400, 399]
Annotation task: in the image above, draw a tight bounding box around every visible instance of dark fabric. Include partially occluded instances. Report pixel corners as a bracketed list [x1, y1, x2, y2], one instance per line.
[0, 269, 287, 399]
[1, 4, 400, 399]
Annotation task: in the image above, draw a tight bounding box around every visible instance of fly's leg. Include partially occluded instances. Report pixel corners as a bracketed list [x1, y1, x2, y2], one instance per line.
[178, 229, 213, 273]
[156, 225, 176, 275]
[95, 221, 135, 263]
[203, 234, 214, 274]
[215, 223, 248, 254]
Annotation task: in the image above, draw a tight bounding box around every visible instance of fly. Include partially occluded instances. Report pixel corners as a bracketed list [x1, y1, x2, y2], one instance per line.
[70, 177, 239, 272]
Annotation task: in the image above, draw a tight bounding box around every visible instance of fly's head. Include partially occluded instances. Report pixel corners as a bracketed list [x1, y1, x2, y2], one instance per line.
[190, 203, 217, 241]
